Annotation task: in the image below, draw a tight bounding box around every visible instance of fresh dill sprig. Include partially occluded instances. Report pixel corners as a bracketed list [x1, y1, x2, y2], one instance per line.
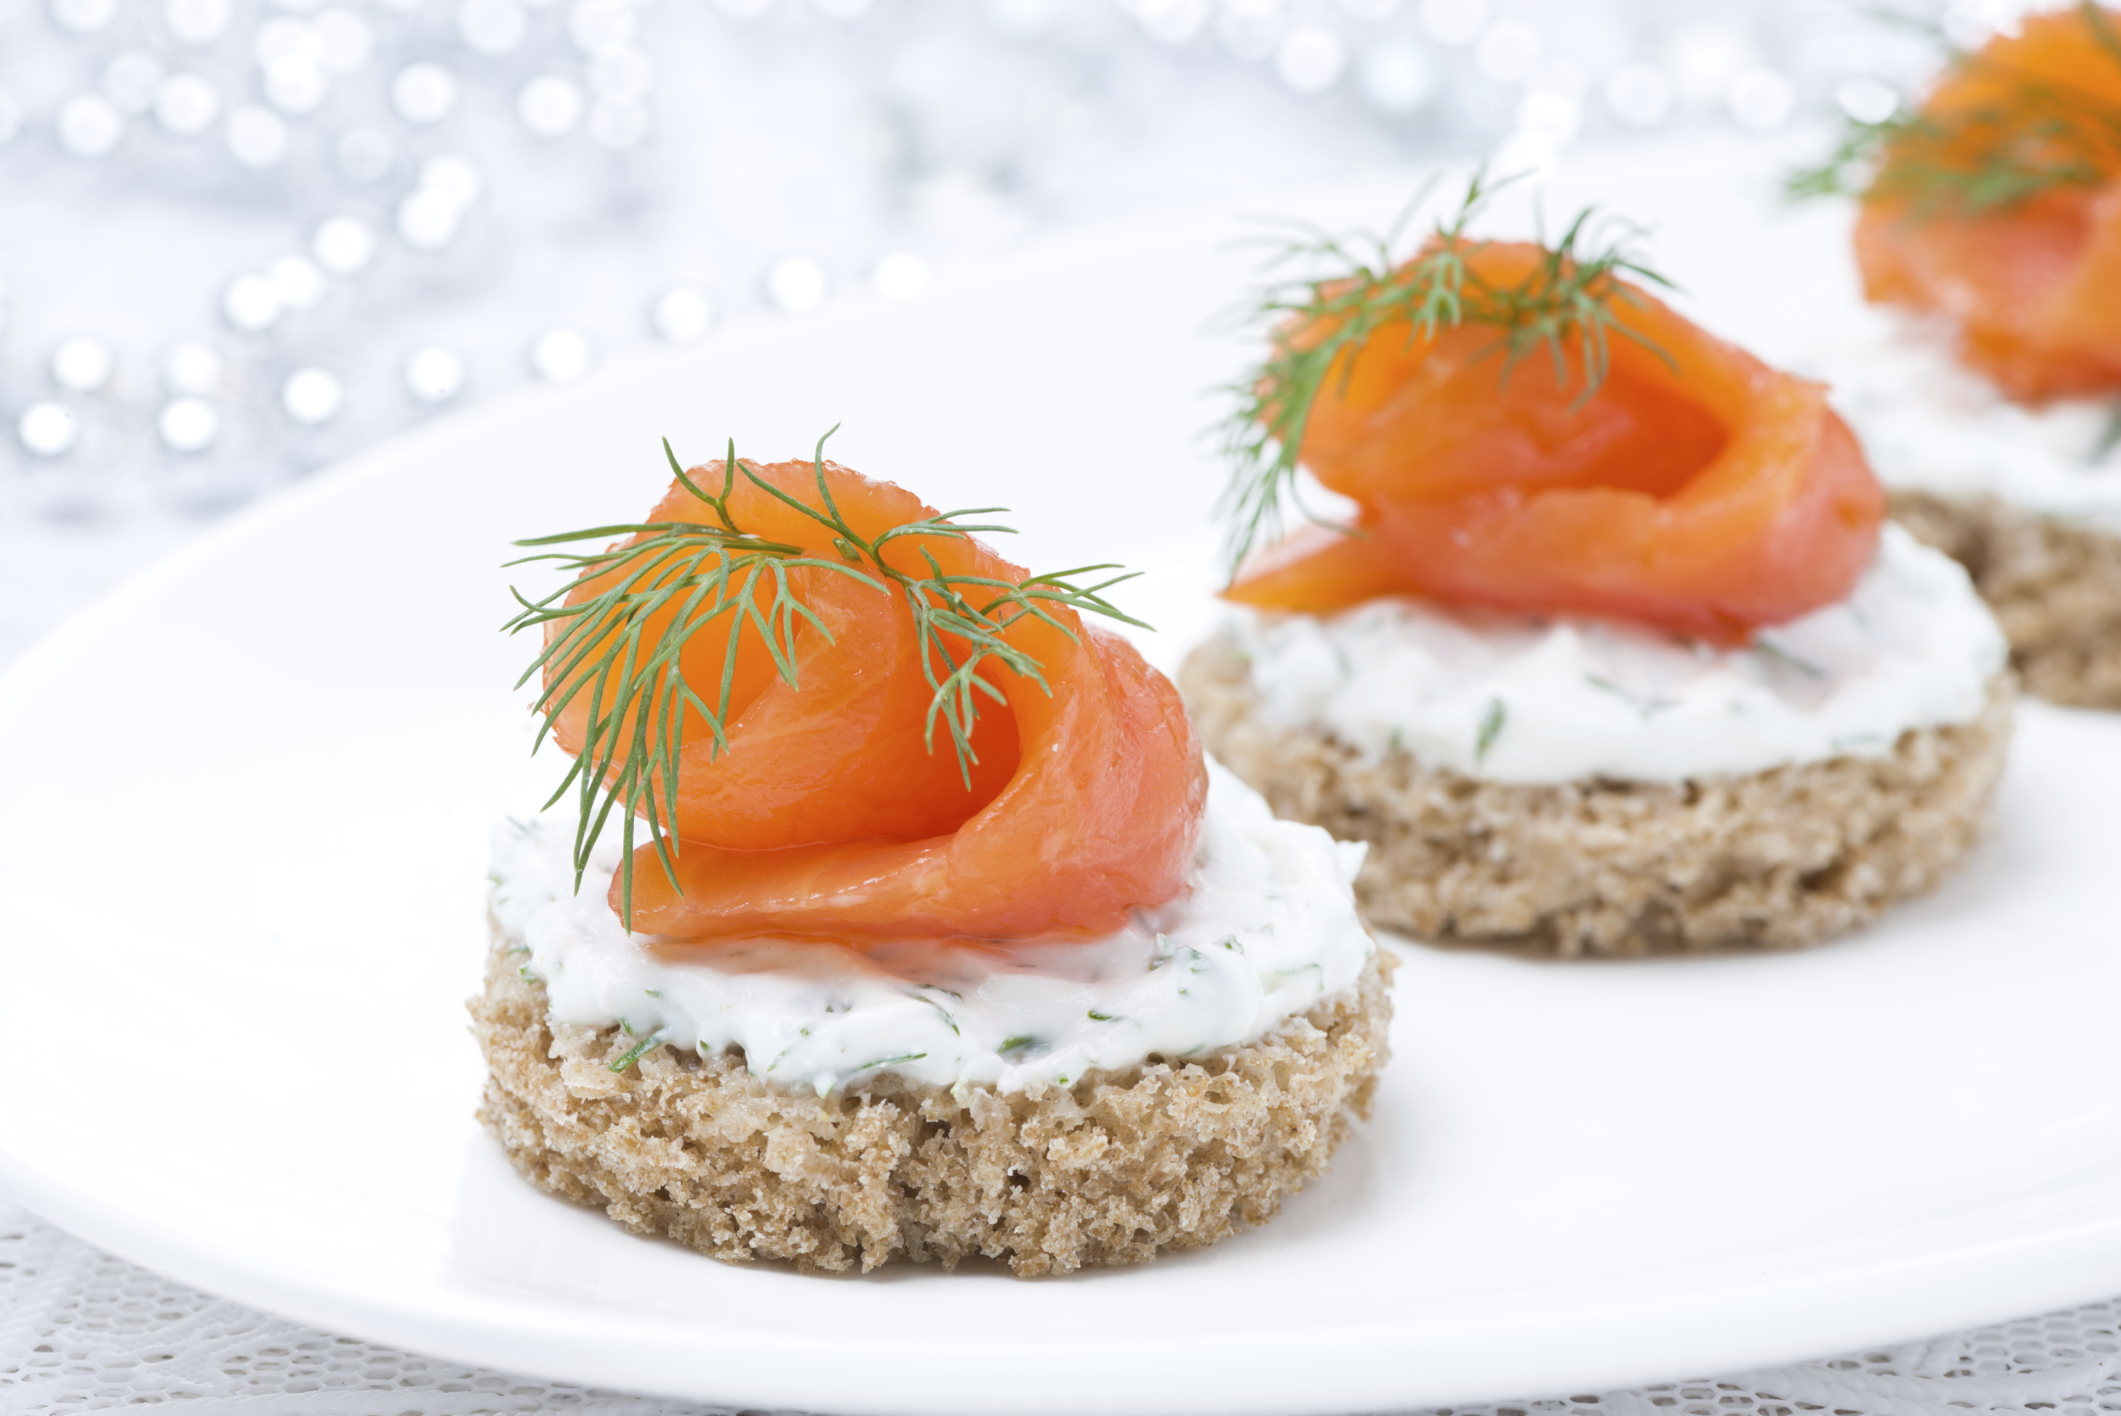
[1214, 167, 1673, 575]
[1787, 2, 2121, 216]
[505, 429, 1150, 925]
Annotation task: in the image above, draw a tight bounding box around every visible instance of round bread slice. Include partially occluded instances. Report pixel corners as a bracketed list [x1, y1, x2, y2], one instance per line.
[1892, 489, 2121, 709]
[470, 939, 1393, 1277]
[1180, 633, 2014, 957]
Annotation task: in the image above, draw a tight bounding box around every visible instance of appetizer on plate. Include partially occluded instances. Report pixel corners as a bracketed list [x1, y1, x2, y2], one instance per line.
[473, 444, 1389, 1276]
[1796, 2, 2121, 706]
[1180, 184, 2013, 957]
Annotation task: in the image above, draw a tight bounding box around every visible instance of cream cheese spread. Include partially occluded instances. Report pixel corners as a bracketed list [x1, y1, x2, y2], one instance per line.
[1803, 323, 2121, 533]
[1212, 524, 2003, 785]
[488, 761, 1376, 1096]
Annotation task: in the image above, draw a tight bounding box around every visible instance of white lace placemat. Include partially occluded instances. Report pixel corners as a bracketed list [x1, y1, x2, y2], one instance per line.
[2, 1199, 2117, 1416]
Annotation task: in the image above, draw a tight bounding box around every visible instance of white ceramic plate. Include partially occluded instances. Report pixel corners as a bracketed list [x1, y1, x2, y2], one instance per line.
[3, 137, 2120, 1416]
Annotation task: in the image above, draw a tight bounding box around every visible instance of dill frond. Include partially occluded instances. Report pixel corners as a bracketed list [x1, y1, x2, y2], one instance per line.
[1213, 167, 1673, 575]
[505, 430, 1149, 926]
[1787, 2, 2121, 216]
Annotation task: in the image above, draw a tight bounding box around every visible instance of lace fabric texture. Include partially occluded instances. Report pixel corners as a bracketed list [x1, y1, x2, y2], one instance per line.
[2, 1201, 2117, 1416]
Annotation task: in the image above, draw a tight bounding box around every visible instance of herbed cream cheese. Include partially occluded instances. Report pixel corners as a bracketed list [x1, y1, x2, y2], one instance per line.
[1213, 524, 2004, 786]
[488, 761, 1375, 1097]
[1803, 323, 2121, 533]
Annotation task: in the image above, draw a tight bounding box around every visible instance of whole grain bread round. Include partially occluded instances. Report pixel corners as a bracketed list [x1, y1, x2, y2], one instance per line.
[1180, 631, 2014, 957]
[471, 940, 1393, 1277]
[1891, 488, 2121, 709]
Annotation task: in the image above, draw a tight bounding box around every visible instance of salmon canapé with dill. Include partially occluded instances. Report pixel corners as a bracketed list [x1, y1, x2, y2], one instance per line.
[1793, 2, 2121, 709]
[473, 438, 1391, 1277]
[1181, 174, 2014, 956]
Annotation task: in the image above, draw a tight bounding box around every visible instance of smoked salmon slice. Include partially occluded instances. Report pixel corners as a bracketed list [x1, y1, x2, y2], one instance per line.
[1851, 4, 2121, 402]
[528, 454, 1206, 945]
[1225, 240, 1884, 640]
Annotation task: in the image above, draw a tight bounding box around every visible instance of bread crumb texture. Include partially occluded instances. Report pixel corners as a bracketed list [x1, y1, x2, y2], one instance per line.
[1893, 489, 2121, 709]
[472, 942, 1392, 1277]
[1181, 632, 2013, 957]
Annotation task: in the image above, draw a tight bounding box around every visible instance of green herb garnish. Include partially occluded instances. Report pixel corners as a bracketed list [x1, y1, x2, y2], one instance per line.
[1215, 168, 1673, 574]
[1475, 697, 1507, 765]
[1753, 638, 1827, 680]
[607, 1030, 668, 1074]
[507, 429, 1148, 924]
[848, 1051, 927, 1077]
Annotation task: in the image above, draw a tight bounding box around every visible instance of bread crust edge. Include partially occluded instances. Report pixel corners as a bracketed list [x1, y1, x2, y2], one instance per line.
[1180, 631, 2014, 957]
[471, 934, 1394, 1277]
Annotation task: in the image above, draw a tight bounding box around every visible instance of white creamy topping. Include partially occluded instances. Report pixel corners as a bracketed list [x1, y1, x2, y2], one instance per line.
[1802, 323, 2121, 532]
[1214, 524, 2003, 786]
[488, 762, 1375, 1096]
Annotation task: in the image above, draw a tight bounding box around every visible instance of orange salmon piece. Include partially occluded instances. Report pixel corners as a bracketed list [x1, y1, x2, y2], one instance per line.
[1854, 5, 2121, 402]
[551, 459, 1206, 944]
[1227, 242, 1884, 641]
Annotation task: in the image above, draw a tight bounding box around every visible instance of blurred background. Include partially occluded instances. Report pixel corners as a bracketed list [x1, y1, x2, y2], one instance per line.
[0, 0, 2001, 662]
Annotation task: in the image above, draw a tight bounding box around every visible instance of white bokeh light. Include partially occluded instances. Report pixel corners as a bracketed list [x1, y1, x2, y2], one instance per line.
[222, 275, 282, 331]
[158, 398, 220, 453]
[263, 54, 329, 114]
[532, 328, 593, 382]
[652, 287, 714, 341]
[282, 367, 344, 424]
[312, 216, 378, 274]
[396, 189, 463, 249]
[57, 94, 124, 157]
[405, 346, 466, 403]
[51, 338, 114, 393]
[164, 341, 223, 395]
[519, 76, 585, 136]
[19, 402, 78, 457]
